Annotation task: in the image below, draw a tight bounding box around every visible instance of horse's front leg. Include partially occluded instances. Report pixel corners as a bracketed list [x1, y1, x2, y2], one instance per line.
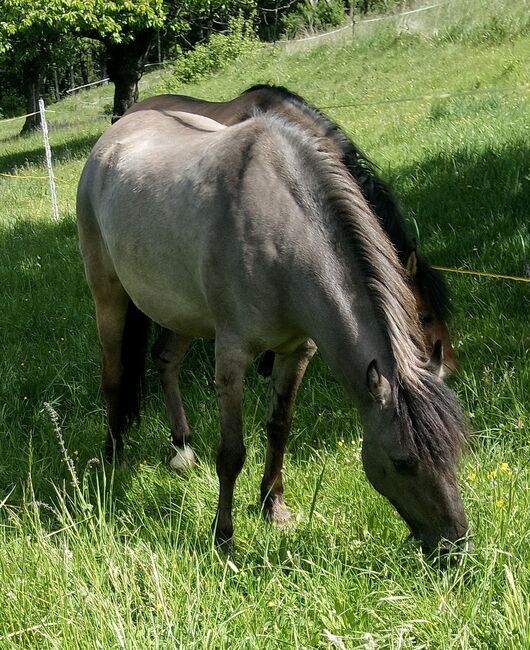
[213, 336, 252, 547]
[261, 340, 317, 524]
[151, 329, 194, 471]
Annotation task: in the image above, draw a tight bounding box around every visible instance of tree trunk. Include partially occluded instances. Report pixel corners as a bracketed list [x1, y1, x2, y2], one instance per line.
[21, 62, 44, 134]
[80, 52, 90, 86]
[105, 29, 154, 122]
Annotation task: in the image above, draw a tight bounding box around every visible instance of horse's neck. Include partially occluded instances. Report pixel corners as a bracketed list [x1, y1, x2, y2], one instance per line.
[295, 266, 394, 403]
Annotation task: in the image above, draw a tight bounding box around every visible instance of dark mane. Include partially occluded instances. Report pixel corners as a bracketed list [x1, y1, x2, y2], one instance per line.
[415, 255, 452, 321]
[264, 113, 465, 468]
[244, 83, 452, 322]
[395, 373, 466, 470]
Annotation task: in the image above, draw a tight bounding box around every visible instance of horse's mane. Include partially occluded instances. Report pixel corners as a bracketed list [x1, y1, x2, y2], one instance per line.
[258, 113, 465, 469]
[244, 84, 452, 322]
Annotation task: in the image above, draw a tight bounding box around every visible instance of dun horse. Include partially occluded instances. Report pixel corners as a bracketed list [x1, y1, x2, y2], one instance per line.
[77, 108, 469, 554]
[127, 85, 456, 378]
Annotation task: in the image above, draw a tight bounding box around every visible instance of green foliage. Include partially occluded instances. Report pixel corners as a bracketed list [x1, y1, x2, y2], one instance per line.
[281, 0, 348, 38]
[0, 0, 165, 127]
[169, 17, 258, 85]
[351, 0, 402, 14]
[0, 0, 165, 55]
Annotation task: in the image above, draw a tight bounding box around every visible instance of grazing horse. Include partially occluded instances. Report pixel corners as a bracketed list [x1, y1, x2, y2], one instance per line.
[77, 107, 469, 554]
[126, 84, 456, 378]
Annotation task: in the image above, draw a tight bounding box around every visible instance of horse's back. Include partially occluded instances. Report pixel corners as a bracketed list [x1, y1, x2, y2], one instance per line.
[77, 110, 321, 344]
[125, 93, 252, 124]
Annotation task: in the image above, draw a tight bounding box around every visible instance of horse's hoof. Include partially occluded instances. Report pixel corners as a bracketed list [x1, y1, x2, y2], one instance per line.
[169, 446, 195, 473]
[214, 527, 234, 552]
[266, 498, 293, 527]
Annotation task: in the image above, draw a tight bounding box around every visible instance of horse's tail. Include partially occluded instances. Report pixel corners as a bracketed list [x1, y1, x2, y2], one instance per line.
[118, 299, 151, 430]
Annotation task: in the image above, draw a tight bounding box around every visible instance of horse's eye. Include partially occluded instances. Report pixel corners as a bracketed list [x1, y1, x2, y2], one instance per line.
[419, 312, 434, 326]
[392, 458, 418, 475]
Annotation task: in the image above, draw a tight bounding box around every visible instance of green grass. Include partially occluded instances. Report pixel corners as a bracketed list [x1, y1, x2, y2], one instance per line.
[1, 0, 529, 647]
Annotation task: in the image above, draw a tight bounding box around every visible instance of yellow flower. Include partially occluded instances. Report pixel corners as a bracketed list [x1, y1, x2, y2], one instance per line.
[467, 472, 477, 482]
[496, 498, 505, 509]
[500, 462, 509, 472]
[338, 439, 344, 448]
[487, 470, 497, 480]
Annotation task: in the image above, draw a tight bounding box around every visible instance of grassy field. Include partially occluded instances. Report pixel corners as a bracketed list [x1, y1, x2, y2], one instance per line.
[0, 1, 529, 647]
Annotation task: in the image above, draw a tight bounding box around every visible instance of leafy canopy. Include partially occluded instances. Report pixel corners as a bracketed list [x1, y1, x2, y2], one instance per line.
[0, 0, 166, 58]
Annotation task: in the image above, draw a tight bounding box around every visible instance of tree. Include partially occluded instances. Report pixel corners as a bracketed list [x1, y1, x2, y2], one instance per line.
[0, 1, 80, 131]
[84, 1, 166, 120]
[0, 0, 165, 131]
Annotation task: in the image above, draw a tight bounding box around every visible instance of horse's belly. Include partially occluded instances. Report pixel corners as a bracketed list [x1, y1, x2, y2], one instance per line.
[116, 257, 215, 337]
[130, 285, 215, 337]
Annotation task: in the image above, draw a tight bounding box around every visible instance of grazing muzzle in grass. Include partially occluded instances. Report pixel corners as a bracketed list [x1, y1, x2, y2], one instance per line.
[361, 360, 469, 559]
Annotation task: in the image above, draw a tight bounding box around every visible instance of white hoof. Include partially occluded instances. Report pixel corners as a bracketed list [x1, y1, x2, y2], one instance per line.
[169, 446, 196, 472]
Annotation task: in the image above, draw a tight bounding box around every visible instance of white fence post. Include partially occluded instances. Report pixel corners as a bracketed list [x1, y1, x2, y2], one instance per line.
[38, 98, 59, 222]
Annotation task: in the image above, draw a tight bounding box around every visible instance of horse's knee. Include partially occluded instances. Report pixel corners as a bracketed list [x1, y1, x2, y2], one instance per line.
[151, 340, 172, 372]
[101, 349, 123, 387]
[101, 373, 121, 397]
[151, 334, 170, 368]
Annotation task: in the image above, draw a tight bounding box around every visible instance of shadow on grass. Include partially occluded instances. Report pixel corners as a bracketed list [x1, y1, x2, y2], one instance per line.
[394, 139, 528, 273]
[0, 131, 102, 173]
[385, 140, 529, 448]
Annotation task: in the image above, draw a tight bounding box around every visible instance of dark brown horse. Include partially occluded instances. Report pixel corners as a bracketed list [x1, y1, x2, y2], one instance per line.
[77, 107, 469, 554]
[127, 85, 456, 378]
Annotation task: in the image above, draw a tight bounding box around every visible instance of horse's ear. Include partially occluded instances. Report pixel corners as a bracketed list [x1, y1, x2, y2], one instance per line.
[367, 360, 392, 407]
[427, 340, 444, 377]
[406, 250, 418, 277]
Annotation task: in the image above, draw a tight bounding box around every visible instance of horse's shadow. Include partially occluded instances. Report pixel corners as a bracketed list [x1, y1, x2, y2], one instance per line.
[394, 140, 528, 274]
[393, 139, 529, 367]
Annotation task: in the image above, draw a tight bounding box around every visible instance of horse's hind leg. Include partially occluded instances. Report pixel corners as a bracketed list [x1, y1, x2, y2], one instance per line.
[212, 335, 253, 546]
[80, 238, 149, 460]
[261, 340, 317, 524]
[91, 279, 149, 461]
[151, 328, 195, 471]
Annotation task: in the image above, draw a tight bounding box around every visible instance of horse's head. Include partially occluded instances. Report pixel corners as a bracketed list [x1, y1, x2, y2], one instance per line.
[360, 360, 469, 559]
[405, 250, 457, 380]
